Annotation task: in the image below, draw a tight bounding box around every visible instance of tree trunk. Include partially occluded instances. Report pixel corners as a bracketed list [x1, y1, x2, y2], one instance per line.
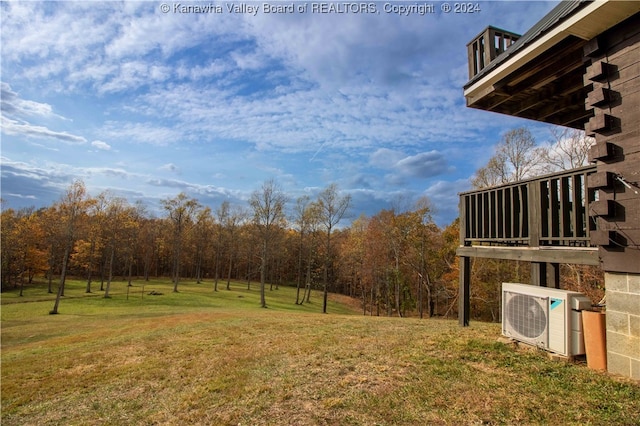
[127, 257, 133, 287]
[85, 267, 93, 293]
[195, 250, 202, 284]
[260, 240, 267, 308]
[172, 245, 180, 292]
[100, 254, 107, 291]
[50, 246, 70, 315]
[47, 265, 54, 293]
[86, 240, 95, 293]
[295, 232, 304, 304]
[303, 245, 313, 303]
[322, 230, 330, 314]
[19, 273, 25, 297]
[226, 252, 232, 291]
[104, 246, 115, 298]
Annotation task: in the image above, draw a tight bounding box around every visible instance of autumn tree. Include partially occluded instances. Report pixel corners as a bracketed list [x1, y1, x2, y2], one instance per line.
[0, 208, 19, 291]
[408, 197, 437, 318]
[299, 201, 322, 304]
[316, 183, 351, 314]
[366, 208, 417, 317]
[137, 214, 161, 281]
[39, 206, 64, 293]
[162, 193, 201, 292]
[18, 211, 48, 290]
[102, 197, 139, 298]
[192, 207, 213, 284]
[249, 179, 288, 308]
[292, 196, 308, 303]
[223, 204, 247, 290]
[363, 210, 391, 316]
[337, 214, 368, 312]
[0, 208, 47, 294]
[439, 218, 462, 318]
[72, 191, 109, 293]
[50, 180, 94, 315]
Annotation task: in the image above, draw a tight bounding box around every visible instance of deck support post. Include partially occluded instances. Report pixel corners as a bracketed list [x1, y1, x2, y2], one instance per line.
[459, 256, 471, 326]
[531, 262, 560, 288]
[531, 262, 547, 286]
[547, 262, 560, 288]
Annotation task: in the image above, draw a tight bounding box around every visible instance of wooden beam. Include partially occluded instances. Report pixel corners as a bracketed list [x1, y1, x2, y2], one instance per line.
[509, 68, 587, 116]
[503, 41, 586, 95]
[456, 245, 600, 265]
[533, 87, 590, 121]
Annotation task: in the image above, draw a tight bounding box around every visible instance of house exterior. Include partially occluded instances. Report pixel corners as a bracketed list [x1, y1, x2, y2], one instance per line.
[459, 0, 640, 380]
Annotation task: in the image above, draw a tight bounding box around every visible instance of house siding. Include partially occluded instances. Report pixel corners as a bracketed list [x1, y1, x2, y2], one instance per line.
[585, 13, 640, 274]
[585, 12, 640, 381]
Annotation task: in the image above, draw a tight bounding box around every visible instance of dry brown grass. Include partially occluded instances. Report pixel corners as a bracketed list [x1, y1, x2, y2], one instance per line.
[2, 280, 639, 425]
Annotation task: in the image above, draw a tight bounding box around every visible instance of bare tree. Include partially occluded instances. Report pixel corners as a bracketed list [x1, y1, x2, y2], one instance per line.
[472, 127, 542, 188]
[213, 201, 229, 292]
[303, 202, 322, 304]
[317, 183, 351, 313]
[224, 205, 247, 290]
[249, 179, 288, 308]
[539, 127, 595, 172]
[292, 195, 311, 305]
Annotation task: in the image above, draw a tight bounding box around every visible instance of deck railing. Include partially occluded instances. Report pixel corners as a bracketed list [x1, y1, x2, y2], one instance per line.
[457, 165, 600, 326]
[459, 165, 597, 248]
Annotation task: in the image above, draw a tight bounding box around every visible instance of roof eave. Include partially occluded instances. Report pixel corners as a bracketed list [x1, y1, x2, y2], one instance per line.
[464, 0, 640, 106]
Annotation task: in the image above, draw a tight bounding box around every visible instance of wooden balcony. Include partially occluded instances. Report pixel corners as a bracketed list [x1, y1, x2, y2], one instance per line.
[456, 165, 601, 325]
[467, 26, 520, 79]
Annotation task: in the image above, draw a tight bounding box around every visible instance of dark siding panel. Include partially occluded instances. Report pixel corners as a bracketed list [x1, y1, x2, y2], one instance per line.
[585, 14, 640, 273]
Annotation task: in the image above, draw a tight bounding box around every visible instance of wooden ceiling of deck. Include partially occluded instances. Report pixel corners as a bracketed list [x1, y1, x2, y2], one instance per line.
[466, 35, 591, 129]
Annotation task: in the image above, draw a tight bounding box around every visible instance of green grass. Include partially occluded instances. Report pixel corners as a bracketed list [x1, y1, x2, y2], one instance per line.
[2, 278, 639, 425]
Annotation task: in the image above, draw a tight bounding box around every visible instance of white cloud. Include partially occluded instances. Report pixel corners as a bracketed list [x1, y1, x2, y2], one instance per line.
[1, 116, 87, 144]
[91, 140, 111, 151]
[1, 82, 62, 118]
[370, 148, 405, 169]
[396, 151, 450, 179]
[370, 148, 450, 179]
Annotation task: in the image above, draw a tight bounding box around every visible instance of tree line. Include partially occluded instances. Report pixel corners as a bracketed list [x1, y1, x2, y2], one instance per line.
[1, 127, 604, 319]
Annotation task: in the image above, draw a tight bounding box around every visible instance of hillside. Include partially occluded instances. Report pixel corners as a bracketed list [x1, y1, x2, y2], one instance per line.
[2, 279, 638, 425]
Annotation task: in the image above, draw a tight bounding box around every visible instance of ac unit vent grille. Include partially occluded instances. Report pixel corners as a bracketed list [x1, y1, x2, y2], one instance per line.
[505, 293, 548, 339]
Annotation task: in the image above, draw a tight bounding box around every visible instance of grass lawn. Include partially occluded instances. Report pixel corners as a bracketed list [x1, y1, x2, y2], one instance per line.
[2, 278, 639, 425]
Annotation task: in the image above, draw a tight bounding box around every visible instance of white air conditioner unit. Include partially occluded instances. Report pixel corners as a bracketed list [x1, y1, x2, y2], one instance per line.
[502, 283, 592, 357]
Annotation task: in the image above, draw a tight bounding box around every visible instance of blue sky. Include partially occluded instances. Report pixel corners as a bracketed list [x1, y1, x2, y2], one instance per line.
[1, 0, 561, 226]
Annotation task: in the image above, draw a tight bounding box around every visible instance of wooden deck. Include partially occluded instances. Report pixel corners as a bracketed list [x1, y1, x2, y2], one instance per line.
[456, 166, 600, 326]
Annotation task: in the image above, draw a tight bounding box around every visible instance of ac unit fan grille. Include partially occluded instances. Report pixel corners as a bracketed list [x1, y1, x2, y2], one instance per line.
[505, 293, 548, 339]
